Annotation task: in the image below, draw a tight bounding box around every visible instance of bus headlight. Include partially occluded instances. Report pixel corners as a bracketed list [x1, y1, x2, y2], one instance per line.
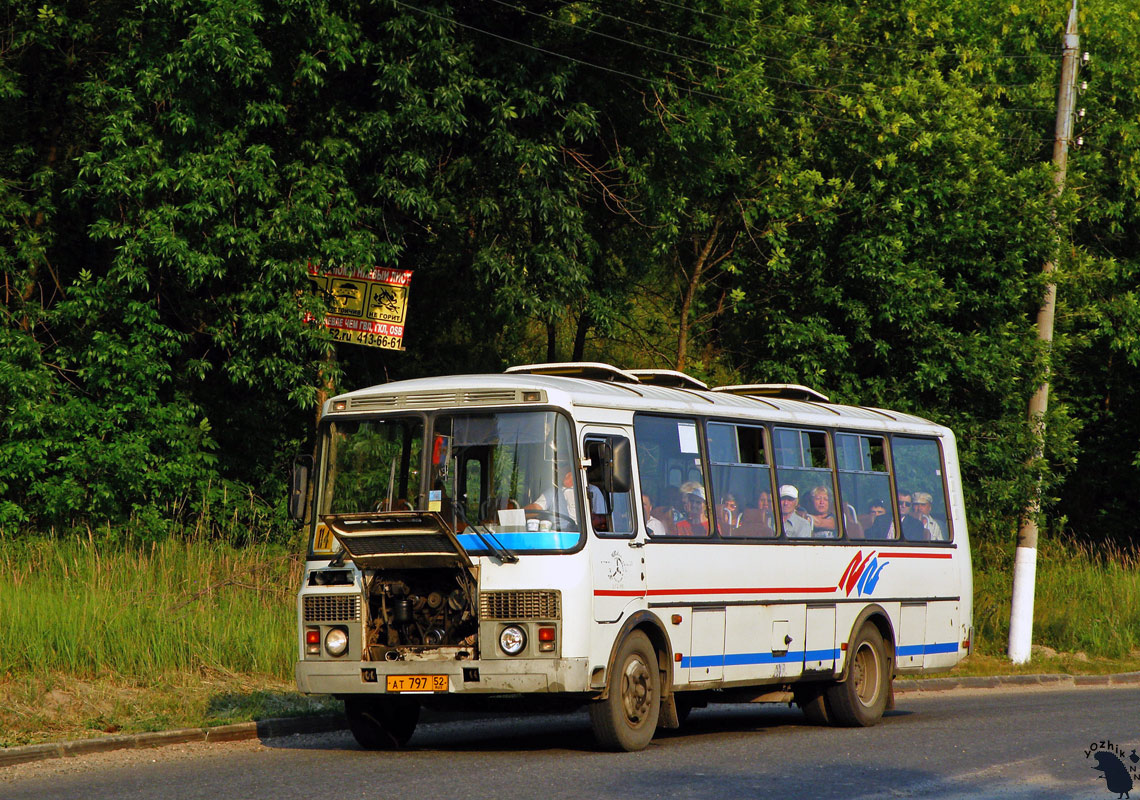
[325, 627, 349, 657]
[499, 625, 526, 656]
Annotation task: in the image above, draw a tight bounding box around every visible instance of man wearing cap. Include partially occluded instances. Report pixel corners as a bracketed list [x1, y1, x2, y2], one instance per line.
[778, 485, 813, 538]
[912, 491, 945, 541]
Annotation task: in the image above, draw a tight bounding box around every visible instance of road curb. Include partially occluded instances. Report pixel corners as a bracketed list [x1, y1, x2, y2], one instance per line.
[6, 672, 1140, 769]
[0, 713, 347, 770]
[895, 670, 1140, 693]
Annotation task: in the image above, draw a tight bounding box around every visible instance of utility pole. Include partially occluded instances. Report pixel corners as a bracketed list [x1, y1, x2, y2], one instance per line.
[1008, 0, 1082, 665]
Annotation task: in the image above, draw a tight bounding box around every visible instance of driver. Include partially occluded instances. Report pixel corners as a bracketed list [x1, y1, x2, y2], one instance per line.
[528, 470, 604, 526]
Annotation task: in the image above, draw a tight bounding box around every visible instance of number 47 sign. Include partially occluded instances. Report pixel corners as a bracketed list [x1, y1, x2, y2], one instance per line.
[305, 261, 413, 350]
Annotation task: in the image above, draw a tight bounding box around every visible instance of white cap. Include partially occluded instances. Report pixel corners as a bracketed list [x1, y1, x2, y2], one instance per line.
[779, 484, 799, 500]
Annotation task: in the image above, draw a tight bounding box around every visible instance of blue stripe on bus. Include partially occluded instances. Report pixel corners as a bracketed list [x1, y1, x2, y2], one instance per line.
[682, 648, 841, 669]
[456, 531, 580, 550]
[897, 642, 960, 656]
[683, 643, 957, 669]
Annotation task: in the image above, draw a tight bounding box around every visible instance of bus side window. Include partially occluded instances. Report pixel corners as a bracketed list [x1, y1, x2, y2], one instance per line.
[707, 422, 775, 538]
[891, 436, 952, 542]
[772, 427, 837, 539]
[634, 415, 711, 538]
[835, 433, 891, 540]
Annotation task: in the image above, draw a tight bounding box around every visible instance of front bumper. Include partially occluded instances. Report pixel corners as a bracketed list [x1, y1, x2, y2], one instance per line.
[296, 657, 590, 696]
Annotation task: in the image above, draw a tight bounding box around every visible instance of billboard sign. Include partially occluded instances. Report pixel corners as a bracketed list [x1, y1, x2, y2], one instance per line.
[306, 262, 412, 350]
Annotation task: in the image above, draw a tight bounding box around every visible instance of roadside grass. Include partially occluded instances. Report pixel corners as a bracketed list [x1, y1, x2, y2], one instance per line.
[3, 532, 1140, 746]
[970, 537, 1140, 661]
[0, 532, 338, 747]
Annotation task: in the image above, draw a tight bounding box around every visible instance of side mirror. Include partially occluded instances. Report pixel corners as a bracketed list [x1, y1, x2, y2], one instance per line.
[584, 438, 632, 494]
[609, 438, 632, 493]
[289, 456, 312, 523]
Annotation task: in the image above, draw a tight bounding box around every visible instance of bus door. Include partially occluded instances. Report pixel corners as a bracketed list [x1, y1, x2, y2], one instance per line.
[583, 429, 646, 623]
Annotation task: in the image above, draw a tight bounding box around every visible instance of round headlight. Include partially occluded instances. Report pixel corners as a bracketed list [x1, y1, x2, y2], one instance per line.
[325, 627, 349, 657]
[499, 625, 527, 656]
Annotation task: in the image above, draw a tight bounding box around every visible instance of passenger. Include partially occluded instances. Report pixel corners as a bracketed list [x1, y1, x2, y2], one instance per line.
[642, 492, 668, 537]
[718, 492, 741, 532]
[899, 491, 926, 541]
[859, 498, 888, 533]
[806, 486, 838, 538]
[913, 491, 945, 541]
[866, 491, 924, 540]
[675, 482, 709, 536]
[778, 485, 812, 538]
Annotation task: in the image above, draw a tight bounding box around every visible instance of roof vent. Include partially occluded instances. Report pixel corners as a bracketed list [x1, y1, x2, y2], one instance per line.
[711, 384, 831, 403]
[505, 362, 641, 384]
[626, 369, 709, 391]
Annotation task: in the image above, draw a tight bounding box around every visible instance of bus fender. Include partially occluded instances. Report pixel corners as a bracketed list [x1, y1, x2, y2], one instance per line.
[837, 604, 896, 685]
[594, 610, 679, 726]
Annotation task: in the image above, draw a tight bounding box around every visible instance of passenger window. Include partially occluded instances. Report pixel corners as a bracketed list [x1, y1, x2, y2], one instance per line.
[634, 416, 712, 538]
[707, 422, 775, 538]
[772, 428, 837, 539]
[835, 433, 892, 540]
[891, 437, 952, 542]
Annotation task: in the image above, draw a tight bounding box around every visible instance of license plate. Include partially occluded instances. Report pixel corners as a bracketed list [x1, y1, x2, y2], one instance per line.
[386, 674, 449, 693]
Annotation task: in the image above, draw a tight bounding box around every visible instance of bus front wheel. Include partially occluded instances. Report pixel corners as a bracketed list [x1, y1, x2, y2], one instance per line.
[589, 631, 661, 751]
[344, 695, 420, 749]
[825, 623, 890, 727]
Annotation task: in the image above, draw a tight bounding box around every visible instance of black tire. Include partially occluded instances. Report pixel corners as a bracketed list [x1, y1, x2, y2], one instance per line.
[344, 695, 420, 749]
[794, 683, 832, 725]
[589, 631, 661, 751]
[825, 623, 891, 727]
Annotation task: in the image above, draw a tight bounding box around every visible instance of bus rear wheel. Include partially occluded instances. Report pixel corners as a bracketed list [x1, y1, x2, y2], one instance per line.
[825, 623, 890, 727]
[589, 631, 660, 751]
[344, 695, 420, 749]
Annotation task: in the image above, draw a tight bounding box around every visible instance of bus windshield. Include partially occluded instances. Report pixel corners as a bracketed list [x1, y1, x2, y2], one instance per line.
[320, 416, 425, 516]
[430, 410, 583, 554]
[311, 410, 583, 557]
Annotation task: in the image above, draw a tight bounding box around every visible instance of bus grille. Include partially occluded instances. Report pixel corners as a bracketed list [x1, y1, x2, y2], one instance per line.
[346, 389, 538, 410]
[480, 590, 560, 620]
[304, 595, 361, 623]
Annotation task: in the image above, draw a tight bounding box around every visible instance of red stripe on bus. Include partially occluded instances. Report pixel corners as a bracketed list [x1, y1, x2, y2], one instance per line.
[645, 586, 838, 596]
[593, 590, 646, 597]
[878, 551, 953, 559]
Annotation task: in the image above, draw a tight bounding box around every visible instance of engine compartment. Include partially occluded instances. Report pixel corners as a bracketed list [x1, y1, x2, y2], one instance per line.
[363, 567, 478, 661]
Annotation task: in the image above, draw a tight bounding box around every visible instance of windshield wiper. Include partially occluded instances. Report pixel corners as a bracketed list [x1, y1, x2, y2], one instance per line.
[452, 502, 519, 564]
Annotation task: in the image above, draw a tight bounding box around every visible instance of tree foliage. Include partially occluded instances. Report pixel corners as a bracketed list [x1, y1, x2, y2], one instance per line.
[1, 0, 1138, 543]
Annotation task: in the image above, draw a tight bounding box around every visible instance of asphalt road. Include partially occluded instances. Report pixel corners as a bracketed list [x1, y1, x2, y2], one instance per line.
[3, 685, 1137, 799]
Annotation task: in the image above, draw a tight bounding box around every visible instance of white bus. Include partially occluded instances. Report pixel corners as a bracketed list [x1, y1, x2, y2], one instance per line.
[292, 363, 972, 751]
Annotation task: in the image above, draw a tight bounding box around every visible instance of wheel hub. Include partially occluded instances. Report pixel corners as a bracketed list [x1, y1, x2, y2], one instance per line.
[620, 655, 653, 725]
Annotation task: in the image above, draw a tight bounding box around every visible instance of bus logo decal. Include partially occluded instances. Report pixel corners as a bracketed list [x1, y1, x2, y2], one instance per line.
[839, 551, 890, 597]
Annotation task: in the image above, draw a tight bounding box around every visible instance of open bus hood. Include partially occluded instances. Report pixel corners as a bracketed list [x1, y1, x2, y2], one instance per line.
[322, 511, 472, 570]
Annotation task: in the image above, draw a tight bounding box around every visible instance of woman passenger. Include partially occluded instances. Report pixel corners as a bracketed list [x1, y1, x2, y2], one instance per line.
[807, 485, 838, 538]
